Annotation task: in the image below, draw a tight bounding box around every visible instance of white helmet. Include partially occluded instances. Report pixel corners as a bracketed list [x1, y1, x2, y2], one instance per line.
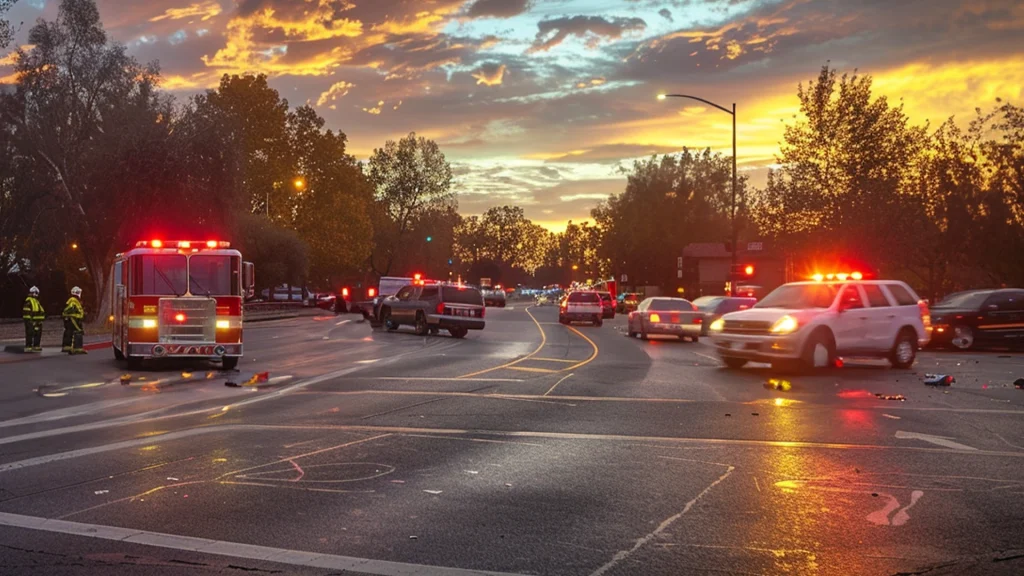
[29, 286, 40, 296]
[71, 286, 82, 297]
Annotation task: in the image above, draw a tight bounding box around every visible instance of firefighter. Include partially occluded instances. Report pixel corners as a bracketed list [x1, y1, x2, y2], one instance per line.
[22, 286, 45, 352]
[62, 286, 87, 355]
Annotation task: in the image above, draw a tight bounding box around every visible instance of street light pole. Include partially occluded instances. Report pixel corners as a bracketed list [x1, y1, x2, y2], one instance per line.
[658, 94, 738, 288]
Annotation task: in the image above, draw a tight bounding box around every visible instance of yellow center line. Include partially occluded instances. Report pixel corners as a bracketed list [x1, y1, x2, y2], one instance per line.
[456, 306, 548, 379]
[531, 357, 581, 363]
[564, 326, 600, 371]
[507, 366, 559, 373]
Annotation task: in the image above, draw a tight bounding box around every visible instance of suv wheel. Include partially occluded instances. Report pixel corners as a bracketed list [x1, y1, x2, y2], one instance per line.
[890, 329, 917, 369]
[801, 330, 835, 369]
[951, 325, 974, 350]
[381, 308, 398, 331]
[414, 312, 429, 336]
[722, 357, 747, 369]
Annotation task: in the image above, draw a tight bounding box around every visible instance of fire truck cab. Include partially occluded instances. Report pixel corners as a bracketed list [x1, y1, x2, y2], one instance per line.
[110, 240, 254, 369]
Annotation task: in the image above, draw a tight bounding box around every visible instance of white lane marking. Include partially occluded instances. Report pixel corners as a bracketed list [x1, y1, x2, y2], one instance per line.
[0, 512, 519, 576]
[589, 465, 735, 576]
[335, 319, 352, 326]
[355, 359, 380, 364]
[0, 397, 152, 429]
[692, 351, 719, 363]
[367, 377, 524, 382]
[544, 373, 574, 396]
[890, 490, 924, 526]
[882, 414, 901, 420]
[895, 430, 977, 451]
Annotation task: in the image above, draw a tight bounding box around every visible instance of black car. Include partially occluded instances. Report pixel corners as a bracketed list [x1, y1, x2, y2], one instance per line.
[929, 288, 1024, 350]
[691, 296, 757, 336]
[378, 283, 485, 338]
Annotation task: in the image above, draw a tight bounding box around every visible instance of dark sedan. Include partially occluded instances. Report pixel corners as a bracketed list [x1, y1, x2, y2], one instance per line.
[691, 296, 756, 336]
[929, 288, 1024, 350]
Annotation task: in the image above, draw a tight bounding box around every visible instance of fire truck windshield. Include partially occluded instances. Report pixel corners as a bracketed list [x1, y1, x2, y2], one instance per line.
[134, 254, 188, 296]
[189, 254, 239, 296]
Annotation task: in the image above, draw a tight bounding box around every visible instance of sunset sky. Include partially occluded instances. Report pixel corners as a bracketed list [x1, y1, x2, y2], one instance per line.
[3, 0, 1023, 230]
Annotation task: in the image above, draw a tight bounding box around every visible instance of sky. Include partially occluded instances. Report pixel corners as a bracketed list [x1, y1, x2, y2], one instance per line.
[3, 0, 1023, 231]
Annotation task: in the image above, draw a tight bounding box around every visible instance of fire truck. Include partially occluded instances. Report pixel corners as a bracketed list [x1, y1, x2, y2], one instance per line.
[110, 239, 254, 369]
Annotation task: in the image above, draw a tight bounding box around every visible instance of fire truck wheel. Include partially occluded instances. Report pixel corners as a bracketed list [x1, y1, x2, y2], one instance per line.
[221, 356, 240, 370]
[113, 346, 125, 361]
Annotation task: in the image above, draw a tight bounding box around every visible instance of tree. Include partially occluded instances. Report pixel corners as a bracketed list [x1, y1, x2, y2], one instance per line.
[1, 0, 17, 49]
[2, 0, 175, 315]
[752, 65, 925, 271]
[234, 213, 309, 292]
[366, 132, 455, 277]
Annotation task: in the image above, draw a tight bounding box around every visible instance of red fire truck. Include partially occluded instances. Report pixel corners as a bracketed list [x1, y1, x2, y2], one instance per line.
[110, 239, 254, 369]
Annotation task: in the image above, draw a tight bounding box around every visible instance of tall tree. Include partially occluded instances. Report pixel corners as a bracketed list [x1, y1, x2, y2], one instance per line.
[0, 0, 17, 49]
[366, 132, 454, 276]
[753, 65, 925, 271]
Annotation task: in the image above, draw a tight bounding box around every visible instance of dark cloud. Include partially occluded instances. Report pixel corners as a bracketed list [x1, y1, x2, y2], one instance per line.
[466, 0, 531, 19]
[658, 8, 673, 22]
[528, 15, 647, 53]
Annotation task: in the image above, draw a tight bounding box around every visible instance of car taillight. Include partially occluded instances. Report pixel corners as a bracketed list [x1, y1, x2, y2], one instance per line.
[436, 302, 445, 315]
[693, 317, 703, 324]
[649, 313, 661, 323]
[918, 300, 931, 328]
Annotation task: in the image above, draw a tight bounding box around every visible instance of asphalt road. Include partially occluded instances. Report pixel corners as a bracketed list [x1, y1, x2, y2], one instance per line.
[2, 304, 1023, 575]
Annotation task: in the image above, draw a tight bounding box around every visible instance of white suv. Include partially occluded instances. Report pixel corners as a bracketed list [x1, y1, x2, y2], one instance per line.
[709, 280, 931, 370]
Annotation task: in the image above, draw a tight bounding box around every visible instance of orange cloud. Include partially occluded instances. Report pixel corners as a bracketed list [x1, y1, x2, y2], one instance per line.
[149, 1, 222, 23]
[316, 80, 354, 106]
[471, 63, 505, 86]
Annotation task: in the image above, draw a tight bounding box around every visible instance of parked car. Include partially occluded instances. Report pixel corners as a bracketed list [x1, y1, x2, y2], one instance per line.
[929, 288, 1024, 350]
[559, 291, 603, 326]
[628, 297, 703, 341]
[596, 291, 615, 319]
[692, 296, 757, 336]
[378, 283, 485, 338]
[617, 292, 642, 313]
[483, 289, 507, 308]
[709, 279, 931, 370]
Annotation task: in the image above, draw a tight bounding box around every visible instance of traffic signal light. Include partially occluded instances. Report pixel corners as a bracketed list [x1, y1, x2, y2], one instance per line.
[426, 236, 433, 242]
[744, 264, 755, 276]
[730, 263, 757, 280]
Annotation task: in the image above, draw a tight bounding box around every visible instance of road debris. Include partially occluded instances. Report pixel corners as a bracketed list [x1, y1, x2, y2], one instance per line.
[751, 412, 760, 416]
[423, 490, 443, 495]
[924, 374, 954, 386]
[94, 490, 109, 495]
[875, 393, 906, 401]
[881, 414, 901, 420]
[409, 535, 418, 540]
[120, 374, 132, 385]
[181, 372, 192, 379]
[167, 477, 179, 481]
[465, 470, 479, 475]
[764, 378, 792, 391]
[1015, 378, 1024, 389]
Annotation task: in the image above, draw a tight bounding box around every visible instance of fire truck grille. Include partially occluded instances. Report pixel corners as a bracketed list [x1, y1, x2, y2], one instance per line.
[159, 298, 216, 343]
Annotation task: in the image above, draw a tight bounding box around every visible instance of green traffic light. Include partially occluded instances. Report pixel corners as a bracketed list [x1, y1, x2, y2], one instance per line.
[426, 236, 433, 242]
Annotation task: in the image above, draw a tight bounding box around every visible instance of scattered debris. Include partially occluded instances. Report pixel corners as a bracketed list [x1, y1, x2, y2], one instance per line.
[924, 374, 954, 386]
[1015, 378, 1024, 390]
[725, 413, 731, 417]
[167, 477, 179, 481]
[423, 490, 443, 495]
[390, 480, 405, 484]
[881, 414, 901, 420]
[206, 372, 216, 379]
[120, 374, 132, 385]
[409, 535, 418, 540]
[245, 372, 270, 386]
[751, 412, 760, 416]
[875, 393, 906, 401]
[181, 372, 192, 379]
[225, 380, 240, 388]
[763, 378, 792, 391]
[94, 490, 109, 495]
[465, 470, 479, 475]
[871, 493, 878, 497]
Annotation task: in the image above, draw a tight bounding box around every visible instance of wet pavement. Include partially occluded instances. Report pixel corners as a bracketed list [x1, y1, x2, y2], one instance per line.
[1, 306, 1023, 575]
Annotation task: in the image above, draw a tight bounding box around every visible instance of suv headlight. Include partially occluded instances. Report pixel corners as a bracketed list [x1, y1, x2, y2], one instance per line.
[709, 318, 725, 332]
[770, 315, 799, 334]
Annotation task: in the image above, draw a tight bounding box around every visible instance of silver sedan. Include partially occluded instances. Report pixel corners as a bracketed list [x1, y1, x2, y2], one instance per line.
[627, 297, 704, 342]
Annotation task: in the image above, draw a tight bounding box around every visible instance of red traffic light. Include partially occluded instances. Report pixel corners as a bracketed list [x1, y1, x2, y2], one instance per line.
[744, 265, 755, 276]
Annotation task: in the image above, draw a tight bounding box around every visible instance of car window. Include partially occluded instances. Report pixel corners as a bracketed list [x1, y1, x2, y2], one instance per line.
[568, 292, 599, 303]
[862, 284, 891, 307]
[692, 296, 724, 312]
[418, 286, 438, 300]
[441, 286, 483, 305]
[395, 286, 415, 301]
[885, 283, 920, 306]
[983, 292, 1024, 311]
[648, 299, 692, 311]
[838, 286, 864, 309]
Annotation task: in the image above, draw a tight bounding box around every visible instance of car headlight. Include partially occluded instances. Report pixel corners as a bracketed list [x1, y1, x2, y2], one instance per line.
[770, 315, 799, 334]
[709, 318, 725, 332]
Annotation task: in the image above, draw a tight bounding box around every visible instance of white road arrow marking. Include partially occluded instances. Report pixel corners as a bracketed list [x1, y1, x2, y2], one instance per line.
[895, 430, 977, 451]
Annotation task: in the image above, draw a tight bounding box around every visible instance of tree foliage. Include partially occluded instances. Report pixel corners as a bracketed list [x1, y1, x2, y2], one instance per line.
[367, 132, 455, 276]
[0, 0, 17, 49]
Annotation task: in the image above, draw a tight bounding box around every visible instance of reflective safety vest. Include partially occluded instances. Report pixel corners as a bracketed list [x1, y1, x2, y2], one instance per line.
[23, 297, 45, 321]
[63, 296, 84, 320]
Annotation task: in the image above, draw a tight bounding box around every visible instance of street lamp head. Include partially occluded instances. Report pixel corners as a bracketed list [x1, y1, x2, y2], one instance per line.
[293, 178, 306, 190]
[572, 264, 579, 270]
[656, 94, 667, 100]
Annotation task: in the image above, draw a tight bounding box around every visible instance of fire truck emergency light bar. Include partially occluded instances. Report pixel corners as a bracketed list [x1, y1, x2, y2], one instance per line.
[135, 240, 231, 249]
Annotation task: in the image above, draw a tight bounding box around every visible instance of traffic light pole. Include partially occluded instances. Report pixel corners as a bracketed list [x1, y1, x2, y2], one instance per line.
[731, 102, 737, 290]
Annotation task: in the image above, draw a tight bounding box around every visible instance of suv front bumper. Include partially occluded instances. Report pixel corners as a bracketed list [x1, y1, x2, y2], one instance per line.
[710, 332, 805, 362]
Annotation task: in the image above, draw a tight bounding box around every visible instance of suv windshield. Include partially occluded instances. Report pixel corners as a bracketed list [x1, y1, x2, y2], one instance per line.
[568, 292, 600, 303]
[756, 284, 838, 309]
[442, 286, 483, 305]
[934, 291, 990, 309]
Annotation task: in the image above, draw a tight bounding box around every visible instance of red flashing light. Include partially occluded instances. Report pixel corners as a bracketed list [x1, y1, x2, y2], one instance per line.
[649, 313, 661, 323]
[368, 287, 377, 298]
[341, 287, 350, 298]
[744, 265, 754, 276]
[413, 273, 422, 281]
[851, 271, 864, 280]
[174, 313, 186, 322]
[151, 239, 163, 248]
[207, 240, 218, 249]
[179, 241, 191, 249]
